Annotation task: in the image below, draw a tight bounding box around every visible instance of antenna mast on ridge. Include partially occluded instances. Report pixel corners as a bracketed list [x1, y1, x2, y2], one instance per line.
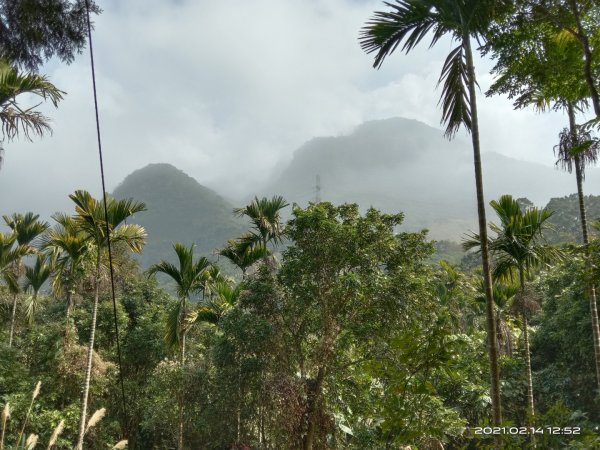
[315, 174, 321, 203]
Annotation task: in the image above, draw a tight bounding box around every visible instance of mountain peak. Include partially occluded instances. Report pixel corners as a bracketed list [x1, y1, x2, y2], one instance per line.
[113, 163, 244, 268]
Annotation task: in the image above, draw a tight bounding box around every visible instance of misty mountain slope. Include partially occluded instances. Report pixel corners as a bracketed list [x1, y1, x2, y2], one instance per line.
[112, 163, 245, 268]
[263, 117, 600, 240]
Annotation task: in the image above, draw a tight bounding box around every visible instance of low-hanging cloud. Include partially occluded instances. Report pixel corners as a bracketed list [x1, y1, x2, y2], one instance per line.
[0, 0, 570, 220]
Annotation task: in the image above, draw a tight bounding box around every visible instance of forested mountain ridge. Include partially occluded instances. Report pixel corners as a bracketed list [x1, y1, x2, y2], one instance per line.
[104, 124, 600, 269]
[2, 117, 595, 246]
[112, 163, 246, 268]
[263, 117, 600, 240]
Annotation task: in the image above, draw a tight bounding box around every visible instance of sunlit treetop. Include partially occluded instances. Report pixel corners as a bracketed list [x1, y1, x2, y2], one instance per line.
[484, 0, 598, 109]
[485, 2, 593, 110]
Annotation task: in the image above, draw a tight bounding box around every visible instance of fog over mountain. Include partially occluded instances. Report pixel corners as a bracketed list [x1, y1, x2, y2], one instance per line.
[261, 117, 598, 239]
[1, 117, 597, 243]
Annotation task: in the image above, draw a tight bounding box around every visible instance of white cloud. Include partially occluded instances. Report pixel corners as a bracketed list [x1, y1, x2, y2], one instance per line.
[0, 0, 575, 218]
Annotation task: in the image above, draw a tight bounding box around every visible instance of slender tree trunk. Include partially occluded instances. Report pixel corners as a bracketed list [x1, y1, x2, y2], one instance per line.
[177, 299, 187, 450]
[568, 0, 600, 116]
[567, 104, 600, 391]
[464, 36, 502, 426]
[522, 314, 535, 420]
[65, 289, 73, 342]
[237, 360, 242, 444]
[75, 256, 101, 450]
[8, 293, 17, 348]
[177, 366, 184, 450]
[519, 268, 535, 421]
[496, 309, 503, 355]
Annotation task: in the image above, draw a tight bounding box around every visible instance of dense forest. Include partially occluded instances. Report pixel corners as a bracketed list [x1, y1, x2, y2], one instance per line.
[3, 0, 600, 449]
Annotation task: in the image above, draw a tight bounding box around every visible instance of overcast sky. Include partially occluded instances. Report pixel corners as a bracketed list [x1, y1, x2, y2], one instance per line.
[0, 0, 572, 218]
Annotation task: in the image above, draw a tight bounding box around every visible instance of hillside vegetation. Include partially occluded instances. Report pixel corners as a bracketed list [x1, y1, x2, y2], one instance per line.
[112, 163, 246, 268]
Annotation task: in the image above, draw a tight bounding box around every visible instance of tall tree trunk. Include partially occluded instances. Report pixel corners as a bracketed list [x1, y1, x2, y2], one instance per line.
[177, 300, 187, 450]
[522, 313, 535, 420]
[303, 365, 327, 450]
[519, 269, 535, 421]
[568, 0, 600, 116]
[8, 293, 17, 348]
[303, 322, 337, 450]
[65, 289, 73, 342]
[496, 309, 503, 355]
[567, 104, 600, 391]
[75, 256, 101, 450]
[237, 360, 242, 444]
[464, 36, 502, 426]
[177, 374, 184, 450]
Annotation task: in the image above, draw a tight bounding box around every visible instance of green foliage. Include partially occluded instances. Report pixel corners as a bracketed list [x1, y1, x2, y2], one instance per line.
[533, 258, 599, 419]
[233, 195, 289, 248]
[430, 240, 465, 265]
[464, 194, 560, 282]
[545, 194, 600, 244]
[0, 194, 598, 448]
[0, 0, 100, 71]
[0, 61, 64, 144]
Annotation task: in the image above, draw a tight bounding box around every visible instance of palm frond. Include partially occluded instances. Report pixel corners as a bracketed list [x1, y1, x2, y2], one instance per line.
[234, 196, 288, 246]
[462, 231, 482, 252]
[110, 224, 146, 253]
[148, 243, 211, 299]
[24, 295, 41, 324]
[438, 43, 471, 137]
[360, 0, 443, 68]
[0, 62, 64, 141]
[164, 301, 182, 350]
[3, 212, 49, 247]
[0, 107, 51, 141]
[554, 126, 600, 179]
[105, 196, 147, 228]
[486, 194, 561, 282]
[147, 261, 182, 286]
[22, 255, 52, 295]
[196, 305, 220, 325]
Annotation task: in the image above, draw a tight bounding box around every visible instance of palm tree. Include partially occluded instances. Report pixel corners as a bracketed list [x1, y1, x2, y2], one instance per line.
[3, 212, 48, 347]
[486, 15, 600, 395]
[0, 60, 63, 163]
[41, 213, 90, 338]
[147, 243, 212, 450]
[3, 213, 49, 247]
[22, 254, 52, 324]
[554, 103, 600, 390]
[233, 196, 288, 251]
[360, 0, 504, 424]
[464, 194, 559, 421]
[197, 279, 246, 442]
[70, 190, 146, 450]
[0, 231, 28, 344]
[491, 282, 519, 358]
[218, 235, 269, 279]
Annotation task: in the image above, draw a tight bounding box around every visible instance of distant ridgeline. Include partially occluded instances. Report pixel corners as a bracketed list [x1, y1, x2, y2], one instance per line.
[262, 118, 600, 243]
[544, 194, 600, 244]
[110, 164, 599, 271]
[108, 119, 600, 270]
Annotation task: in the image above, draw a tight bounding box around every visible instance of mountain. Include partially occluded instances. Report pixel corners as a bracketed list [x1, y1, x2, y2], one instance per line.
[112, 163, 246, 268]
[262, 117, 600, 240]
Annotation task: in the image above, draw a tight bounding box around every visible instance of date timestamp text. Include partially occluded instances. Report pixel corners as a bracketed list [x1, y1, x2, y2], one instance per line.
[474, 426, 581, 435]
